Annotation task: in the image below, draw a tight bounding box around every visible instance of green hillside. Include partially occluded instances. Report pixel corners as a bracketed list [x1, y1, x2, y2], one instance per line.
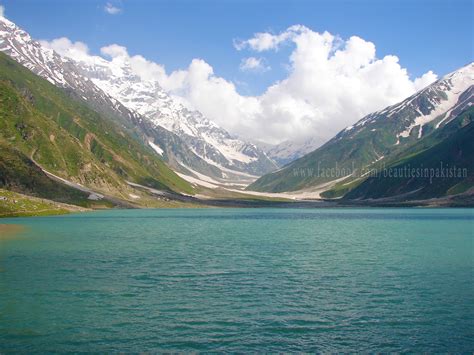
[0, 188, 89, 217]
[248, 69, 472, 193]
[0, 142, 93, 205]
[0, 52, 193, 203]
[344, 110, 474, 200]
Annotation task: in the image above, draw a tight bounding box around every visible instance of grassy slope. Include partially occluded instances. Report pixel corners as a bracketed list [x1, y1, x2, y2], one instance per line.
[322, 107, 474, 199]
[0, 188, 88, 217]
[0, 142, 96, 206]
[248, 84, 459, 193]
[344, 111, 474, 200]
[248, 128, 389, 193]
[0, 52, 193, 202]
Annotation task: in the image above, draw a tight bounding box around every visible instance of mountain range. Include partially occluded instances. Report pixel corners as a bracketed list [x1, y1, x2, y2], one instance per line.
[0, 14, 472, 209]
[249, 63, 474, 201]
[0, 16, 277, 189]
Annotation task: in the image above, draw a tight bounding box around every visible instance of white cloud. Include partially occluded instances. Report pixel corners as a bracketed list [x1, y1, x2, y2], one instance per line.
[168, 26, 437, 144]
[39, 37, 93, 63]
[40, 25, 438, 145]
[414, 70, 438, 91]
[101, 43, 128, 58]
[99, 44, 188, 91]
[41, 38, 184, 92]
[234, 25, 306, 51]
[239, 57, 270, 72]
[0, 5, 5, 17]
[104, 2, 121, 15]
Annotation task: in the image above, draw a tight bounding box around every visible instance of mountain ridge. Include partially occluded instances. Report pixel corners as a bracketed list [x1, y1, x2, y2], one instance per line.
[0, 50, 194, 206]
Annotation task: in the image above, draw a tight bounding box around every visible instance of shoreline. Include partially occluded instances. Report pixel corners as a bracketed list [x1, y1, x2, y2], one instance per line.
[1, 187, 473, 220]
[1, 198, 473, 220]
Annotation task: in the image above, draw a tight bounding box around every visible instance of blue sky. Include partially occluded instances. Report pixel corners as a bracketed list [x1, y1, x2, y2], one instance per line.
[2, 0, 473, 96]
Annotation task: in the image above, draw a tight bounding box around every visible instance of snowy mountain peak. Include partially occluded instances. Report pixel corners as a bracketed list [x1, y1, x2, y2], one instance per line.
[70, 47, 277, 175]
[0, 16, 141, 125]
[338, 62, 474, 143]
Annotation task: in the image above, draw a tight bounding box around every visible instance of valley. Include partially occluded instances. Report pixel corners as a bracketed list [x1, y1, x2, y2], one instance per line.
[0, 15, 473, 216]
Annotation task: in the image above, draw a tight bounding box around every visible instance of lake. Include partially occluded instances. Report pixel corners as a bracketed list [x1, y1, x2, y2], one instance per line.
[0, 208, 473, 352]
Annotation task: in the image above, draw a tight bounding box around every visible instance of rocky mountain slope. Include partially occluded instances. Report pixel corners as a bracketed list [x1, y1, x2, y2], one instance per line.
[248, 63, 474, 194]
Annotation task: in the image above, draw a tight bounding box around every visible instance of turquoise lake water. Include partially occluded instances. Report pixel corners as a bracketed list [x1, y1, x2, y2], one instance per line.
[0, 208, 473, 352]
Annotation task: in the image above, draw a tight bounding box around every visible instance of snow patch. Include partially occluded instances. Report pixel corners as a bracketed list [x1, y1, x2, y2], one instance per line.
[396, 64, 474, 141]
[148, 140, 164, 156]
[176, 172, 220, 189]
[178, 162, 223, 185]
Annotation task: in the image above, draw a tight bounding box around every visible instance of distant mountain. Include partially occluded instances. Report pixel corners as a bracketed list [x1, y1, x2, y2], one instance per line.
[263, 137, 323, 166]
[248, 63, 474, 194]
[0, 16, 277, 185]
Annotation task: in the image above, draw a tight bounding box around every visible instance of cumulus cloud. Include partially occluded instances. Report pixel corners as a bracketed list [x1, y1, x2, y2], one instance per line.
[234, 25, 306, 52]
[40, 25, 438, 145]
[39, 37, 94, 63]
[101, 43, 128, 58]
[239, 57, 270, 72]
[172, 26, 437, 144]
[0, 5, 5, 17]
[99, 44, 189, 92]
[41, 38, 185, 92]
[414, 70, 438, 91]
[104, 2, 121, 15]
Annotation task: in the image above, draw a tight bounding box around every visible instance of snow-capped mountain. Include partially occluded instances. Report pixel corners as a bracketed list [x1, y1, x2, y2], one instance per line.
[249, 63, 473, 192]
[264, 63, 473, 167]
[0, 16, 277, 185]
[338, 63, 474, 143]
[69, 55, 277, 179]
[0, 16, 140, 127]
[264, 137, 323, 166]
